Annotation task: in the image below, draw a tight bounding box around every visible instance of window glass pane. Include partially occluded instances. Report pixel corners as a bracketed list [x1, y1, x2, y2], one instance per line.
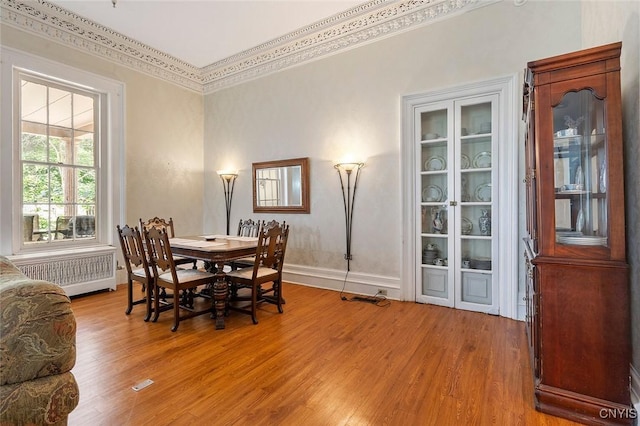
[22, 164, 50, 203]
[78, 168, 96, 204]
[48, 165, 71, 204]
[20, 80, 47, 125]
[20, 74, 99, 246]
[49, 86, 72, 129]
[75, 134, 95, 167]
[49, 136, 70, 164]
[21, 133, 48, 162]
[73, 93, 94, 129]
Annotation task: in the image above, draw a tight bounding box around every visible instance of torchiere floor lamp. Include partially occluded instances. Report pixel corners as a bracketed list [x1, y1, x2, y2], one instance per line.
[217, 170, 238, 235]
[334, 162, 364, 271]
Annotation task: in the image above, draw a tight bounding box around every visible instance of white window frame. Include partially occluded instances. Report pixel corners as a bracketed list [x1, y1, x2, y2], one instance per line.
[1, 47, 124, 257]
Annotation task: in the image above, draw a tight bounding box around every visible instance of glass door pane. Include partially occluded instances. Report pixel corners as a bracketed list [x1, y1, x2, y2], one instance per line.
[418, 107, 452, 306]
[458, 101, 493, 307]
[553, 90, 607, 247]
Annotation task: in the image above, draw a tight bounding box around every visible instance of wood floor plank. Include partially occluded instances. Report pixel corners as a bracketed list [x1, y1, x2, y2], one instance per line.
[67, 283, 581, 425]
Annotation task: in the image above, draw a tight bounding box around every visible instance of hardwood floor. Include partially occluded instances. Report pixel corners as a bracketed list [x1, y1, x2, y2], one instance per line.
[68, 283, 581, 426]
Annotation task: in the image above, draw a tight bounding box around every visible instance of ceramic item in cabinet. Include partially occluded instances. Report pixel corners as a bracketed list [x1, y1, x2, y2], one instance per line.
[424, 156, 446, 171]
[422, 185, 443, 202]
[472, 151, 492, 168]
[478, 209, 491, 236]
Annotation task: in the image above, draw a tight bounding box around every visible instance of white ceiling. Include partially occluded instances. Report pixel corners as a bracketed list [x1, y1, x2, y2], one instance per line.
[52, 0, 368, 68]
[5, 0, 490, 92]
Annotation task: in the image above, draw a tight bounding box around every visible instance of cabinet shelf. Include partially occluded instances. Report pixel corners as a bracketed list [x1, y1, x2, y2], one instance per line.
[461, 268, 492, 274]
[461, 167, 491, 173]
[553, 134, 606, 156]
[554, 192, 606, 199]
[461, 132, 491, 139]
[421, 137, 447, 144]
[461, 235, 492, 240]
[461, 202, 492, 206]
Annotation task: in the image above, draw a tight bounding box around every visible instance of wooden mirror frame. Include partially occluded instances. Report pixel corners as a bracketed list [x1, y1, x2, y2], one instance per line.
[252, 157, 310, 214]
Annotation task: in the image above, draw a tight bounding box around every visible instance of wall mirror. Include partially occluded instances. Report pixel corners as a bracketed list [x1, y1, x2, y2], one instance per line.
[253, 157, 310, 213]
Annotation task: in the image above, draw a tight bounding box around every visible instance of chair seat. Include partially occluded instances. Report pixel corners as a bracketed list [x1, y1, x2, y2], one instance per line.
[231, 256, 255, 269]
[226, 265, 278, 281]
[131, 268, 148, 280]
[157, 269, 216, 286]
[173, 255, 196, 265]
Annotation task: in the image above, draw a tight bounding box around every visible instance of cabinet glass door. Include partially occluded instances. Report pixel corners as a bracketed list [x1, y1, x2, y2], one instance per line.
[457, 98, 497, 311]
[418, 104, 453, 306]
[416, 95, 498, 314]
[553, 90, 607, 247]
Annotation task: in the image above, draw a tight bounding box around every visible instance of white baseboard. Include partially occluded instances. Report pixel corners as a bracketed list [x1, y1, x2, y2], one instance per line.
[517, 290, 526, 321]
[283, 264, 401, 300]
[63, 276, 116, 297]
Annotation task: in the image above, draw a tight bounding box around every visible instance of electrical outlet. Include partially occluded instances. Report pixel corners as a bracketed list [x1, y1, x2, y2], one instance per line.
[378, 289, 387, 296]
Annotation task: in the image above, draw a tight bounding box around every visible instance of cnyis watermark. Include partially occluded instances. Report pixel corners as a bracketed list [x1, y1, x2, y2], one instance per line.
[598, 407, 638, 420]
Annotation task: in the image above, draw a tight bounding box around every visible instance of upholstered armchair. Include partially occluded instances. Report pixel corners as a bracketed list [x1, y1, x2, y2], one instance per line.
[0, 256, 79, 425]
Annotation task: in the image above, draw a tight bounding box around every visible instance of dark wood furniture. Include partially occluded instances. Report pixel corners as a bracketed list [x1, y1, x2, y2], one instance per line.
[226, 224, 289, 324]
[116, 224, 154, 319]
[237, 218, 261, 237]
[169, 235, 259, 329]
[139, 216, 197, 268]
[143, 227, 220, 332]
[523, 42, 632, 425]
[229, 218, 262, 270]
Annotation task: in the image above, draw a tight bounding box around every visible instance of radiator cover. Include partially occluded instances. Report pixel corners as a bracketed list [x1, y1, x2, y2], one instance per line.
[9, 249, 117, 297]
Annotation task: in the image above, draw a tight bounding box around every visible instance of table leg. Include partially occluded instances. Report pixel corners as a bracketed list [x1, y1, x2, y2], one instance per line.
[213, 261, 227, 329]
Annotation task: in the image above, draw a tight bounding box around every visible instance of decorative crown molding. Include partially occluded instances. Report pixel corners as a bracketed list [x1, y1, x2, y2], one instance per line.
[1, 0, 495, 94]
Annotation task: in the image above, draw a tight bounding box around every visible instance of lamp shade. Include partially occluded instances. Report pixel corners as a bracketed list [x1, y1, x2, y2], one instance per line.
[334, 162, 364, 172]
[217, 170, 238, 180]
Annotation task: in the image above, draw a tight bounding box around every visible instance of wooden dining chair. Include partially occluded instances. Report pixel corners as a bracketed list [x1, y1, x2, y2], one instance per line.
[116, 224, 154, 320]
[139, 217, 197, 269]
[225, 223, 289, 324]
[143, 226, 217, 332]
[228, 219, 263, 272]
[237, 218, 261, 237]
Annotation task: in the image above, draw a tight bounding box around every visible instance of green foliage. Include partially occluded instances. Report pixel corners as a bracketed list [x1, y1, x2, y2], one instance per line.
[21, 132, 96, 232]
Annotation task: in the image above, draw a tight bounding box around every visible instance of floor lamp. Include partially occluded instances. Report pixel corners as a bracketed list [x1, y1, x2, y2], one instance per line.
[217, 170, 238, 235]
[334, 162, 364, 271]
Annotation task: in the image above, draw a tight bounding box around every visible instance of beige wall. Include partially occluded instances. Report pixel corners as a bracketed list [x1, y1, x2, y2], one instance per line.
[0, 25, 205, 237]
[204, 0, 582, 277]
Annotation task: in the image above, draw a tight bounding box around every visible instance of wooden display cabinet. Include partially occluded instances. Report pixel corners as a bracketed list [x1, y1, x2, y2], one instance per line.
[522, 42, 632, 425]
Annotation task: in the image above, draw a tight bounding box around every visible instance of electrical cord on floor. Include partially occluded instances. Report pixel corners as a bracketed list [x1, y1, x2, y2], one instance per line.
[339, 269, 349, 301]
[339, 270, 390, 307]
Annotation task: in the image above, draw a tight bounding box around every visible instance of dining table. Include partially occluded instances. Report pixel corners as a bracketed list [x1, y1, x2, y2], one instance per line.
[169, 234, 258, 329]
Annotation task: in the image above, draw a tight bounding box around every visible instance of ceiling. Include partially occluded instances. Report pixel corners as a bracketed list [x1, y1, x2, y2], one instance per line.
[3, 0, 493, 92]
[52, 0, 368, 68]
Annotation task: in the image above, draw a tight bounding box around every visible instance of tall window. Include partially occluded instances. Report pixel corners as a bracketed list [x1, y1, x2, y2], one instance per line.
[1, 48, 123, 256]
[20, 73, 99, 245]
